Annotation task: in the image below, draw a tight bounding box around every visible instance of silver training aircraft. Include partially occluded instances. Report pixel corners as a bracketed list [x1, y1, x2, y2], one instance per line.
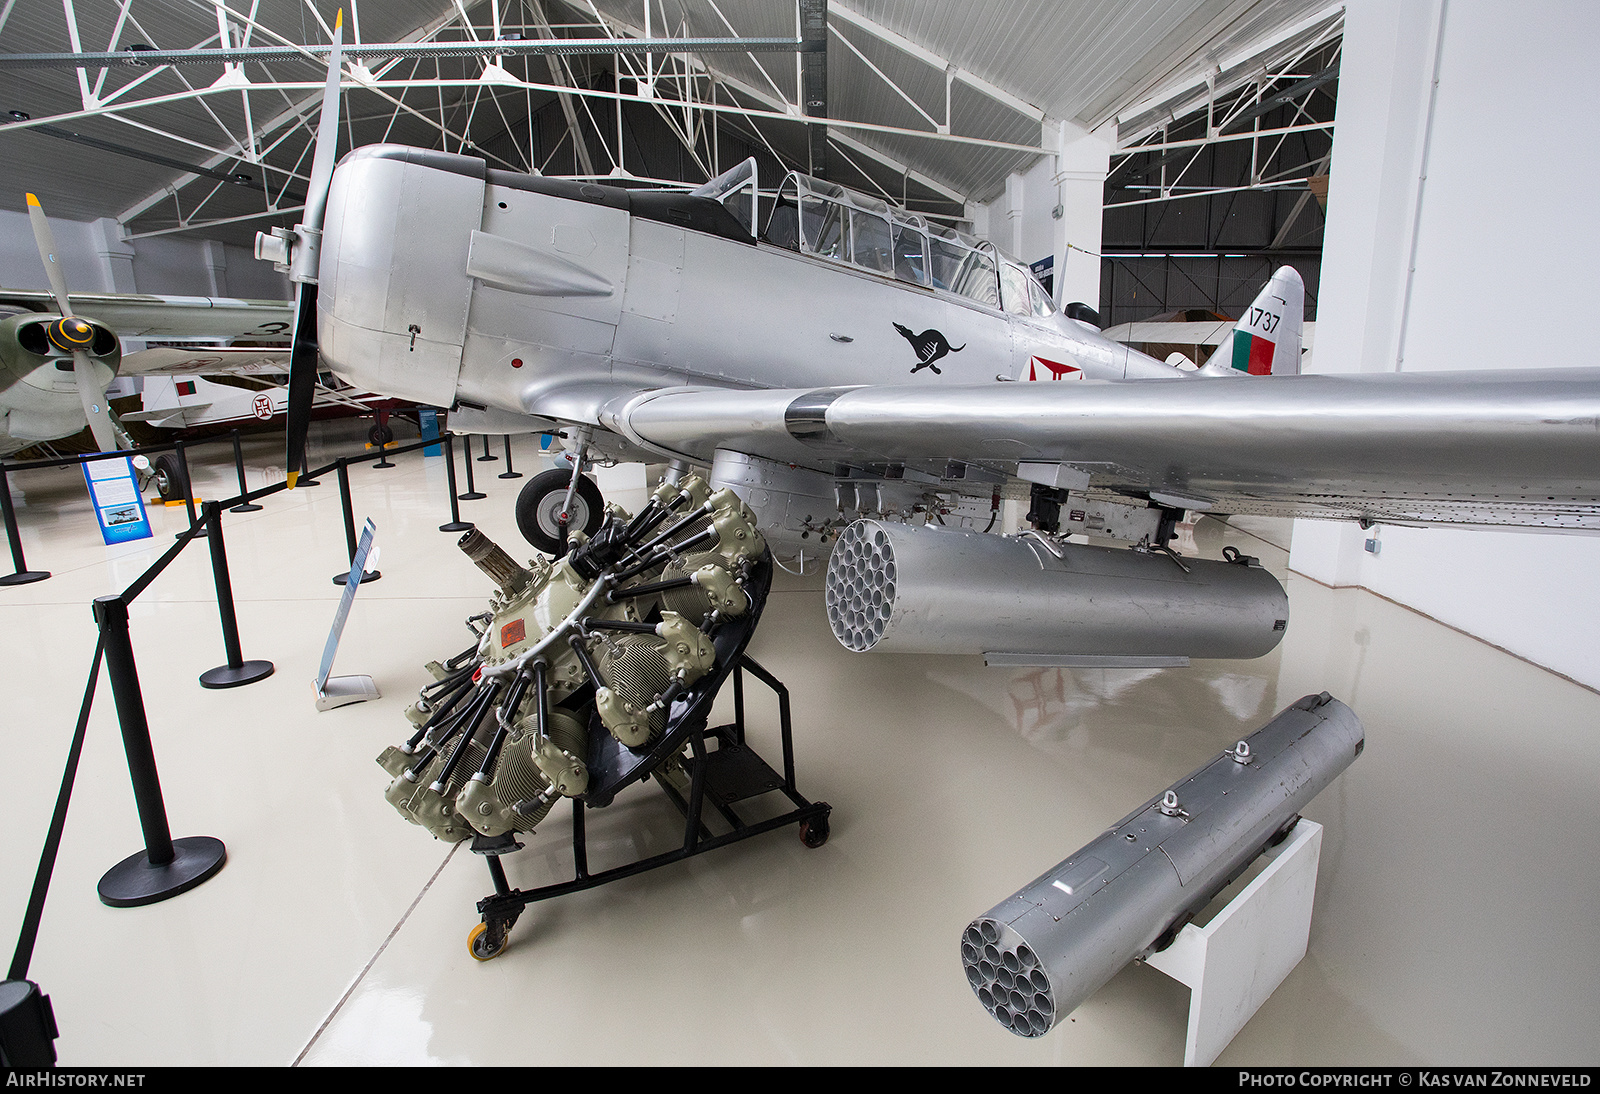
[255, 23, 1600, 668]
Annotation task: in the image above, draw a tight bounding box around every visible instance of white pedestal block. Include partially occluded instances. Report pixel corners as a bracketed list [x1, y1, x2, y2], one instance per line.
[315, 674, 380, 711]
[1144, 818, 1323, 1066]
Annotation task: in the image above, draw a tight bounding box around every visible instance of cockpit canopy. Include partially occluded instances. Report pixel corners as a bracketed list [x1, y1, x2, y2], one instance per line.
[762, 171, 1041, 312]
[761, 171, 1011, 307]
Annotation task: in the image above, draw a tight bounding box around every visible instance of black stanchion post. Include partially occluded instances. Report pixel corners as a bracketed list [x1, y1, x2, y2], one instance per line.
[175, 440, 197, 527]
[459, 437, 486, 501]
[229, 430, 262, 513]
[199, 502, 274, 688]
[332, 461, 381, 584]
[298, 450, 321, 488]
[0, 465, 49, 585]
[439, 434, 473, 532]
[498, 435, 521, 479]
[373, 420, 394, 469]
[92, 595, 226, 907]
[477, 435, 497, 462]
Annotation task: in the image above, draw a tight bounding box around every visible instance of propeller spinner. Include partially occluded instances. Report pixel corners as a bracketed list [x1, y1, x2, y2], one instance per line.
[24, 191, 118, 452]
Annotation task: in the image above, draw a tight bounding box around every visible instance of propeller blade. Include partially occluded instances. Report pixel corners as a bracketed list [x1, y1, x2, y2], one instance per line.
[283, 9, 343, 488]
[283, 282, 319, 488]
[73, 350, 117, 452]
[25, 193, 72, 316]
[303, 8, 345, 234]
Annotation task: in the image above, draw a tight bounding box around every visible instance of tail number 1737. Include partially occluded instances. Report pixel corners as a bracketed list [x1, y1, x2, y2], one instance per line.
[1248, 307, 1281, 333]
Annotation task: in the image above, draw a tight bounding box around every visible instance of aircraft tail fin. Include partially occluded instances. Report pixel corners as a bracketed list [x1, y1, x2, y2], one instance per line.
[1205, 265, 1304, 376]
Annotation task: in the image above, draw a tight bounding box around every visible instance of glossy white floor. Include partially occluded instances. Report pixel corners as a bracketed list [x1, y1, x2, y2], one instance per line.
[2, 421, 1596, 1067]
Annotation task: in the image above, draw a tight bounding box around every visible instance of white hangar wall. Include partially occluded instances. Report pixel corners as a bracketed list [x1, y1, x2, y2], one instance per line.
[1289, 0, 1600, 690]
[968, 120, 1113, 312]
[0, 208, 291, 300]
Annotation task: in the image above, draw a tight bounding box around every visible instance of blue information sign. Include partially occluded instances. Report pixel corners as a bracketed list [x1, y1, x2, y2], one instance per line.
[82, 456, 153, 545]
[419, 407, 441, 457]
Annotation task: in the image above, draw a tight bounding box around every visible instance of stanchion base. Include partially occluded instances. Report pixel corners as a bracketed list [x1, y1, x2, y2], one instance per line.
[297, 476, 322, 488]
[332, 569, 381, 586]
[498, 471, 523, 479]
[0, 570, 50, 585]
[476, 455, 499, 462]
[229, 503, 263, 513]
[199, 659, 275, 689]
[372, 459, 394, 469]
[98, 836, 227, 908]
[439, 521, 474, 532]
[457, 491, 487, 501]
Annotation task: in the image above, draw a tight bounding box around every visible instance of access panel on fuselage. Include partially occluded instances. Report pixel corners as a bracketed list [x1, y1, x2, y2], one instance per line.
[454, 181, 633, 414]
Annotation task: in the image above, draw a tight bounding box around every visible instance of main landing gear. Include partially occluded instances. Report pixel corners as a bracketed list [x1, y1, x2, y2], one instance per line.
[514, 467, 604, 554]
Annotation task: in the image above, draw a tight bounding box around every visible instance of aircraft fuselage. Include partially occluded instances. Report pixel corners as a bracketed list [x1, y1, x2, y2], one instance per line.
[316, 145, 1181, 439]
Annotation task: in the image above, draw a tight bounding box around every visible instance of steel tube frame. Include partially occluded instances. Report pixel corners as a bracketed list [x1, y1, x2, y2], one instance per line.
[475, 654, 828, 929]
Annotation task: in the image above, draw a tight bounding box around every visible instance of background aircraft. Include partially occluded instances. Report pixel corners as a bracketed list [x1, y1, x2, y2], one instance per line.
[0, 195, 293, 459]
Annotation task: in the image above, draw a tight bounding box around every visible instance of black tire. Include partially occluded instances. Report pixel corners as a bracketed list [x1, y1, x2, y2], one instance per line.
[153, 453, 187, 502]
[515, 467, 604, 554]
[800, 815, 830, 849]
[368, 422, 394, 446]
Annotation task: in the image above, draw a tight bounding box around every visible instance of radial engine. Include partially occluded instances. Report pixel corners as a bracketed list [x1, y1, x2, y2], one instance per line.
[378, 474, 767, 846]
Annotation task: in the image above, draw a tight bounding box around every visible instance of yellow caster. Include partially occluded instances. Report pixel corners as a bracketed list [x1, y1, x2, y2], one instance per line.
[467, 920, 509, 961]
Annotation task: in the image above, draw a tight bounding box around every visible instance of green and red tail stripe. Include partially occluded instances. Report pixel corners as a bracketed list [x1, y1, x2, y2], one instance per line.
[1230, 329, 1277, 375]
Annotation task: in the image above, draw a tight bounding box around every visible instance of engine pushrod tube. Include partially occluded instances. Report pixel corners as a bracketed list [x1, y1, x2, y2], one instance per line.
[408, 683, 494, 772]
[567, 634, 606, 690]
[608, 575, 695, 601]
[431, 680, 502, 792]
[636, 506, 711, 555]
[612, 524, 723, 584]
[406, 676, 475, 751]
[477, 671, 532, 779]
[532, 661, 551, 746]
[584, 619, 660, 635]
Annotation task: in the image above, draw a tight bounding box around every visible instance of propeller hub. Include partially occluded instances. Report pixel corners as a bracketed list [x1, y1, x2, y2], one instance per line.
[47, 317, 95, 352]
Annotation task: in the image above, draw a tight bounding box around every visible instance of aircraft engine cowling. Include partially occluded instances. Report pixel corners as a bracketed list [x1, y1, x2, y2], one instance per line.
[824, 519, 1288, 661]
[317, 145, 483, 407]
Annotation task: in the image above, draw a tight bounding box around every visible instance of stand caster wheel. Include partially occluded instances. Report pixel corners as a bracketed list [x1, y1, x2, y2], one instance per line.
[799, 815, 830, 849]
[468, 919, 510, 961]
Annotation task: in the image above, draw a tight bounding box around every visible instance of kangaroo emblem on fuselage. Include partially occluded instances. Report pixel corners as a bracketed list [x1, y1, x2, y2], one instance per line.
[894, 323, 965, 374]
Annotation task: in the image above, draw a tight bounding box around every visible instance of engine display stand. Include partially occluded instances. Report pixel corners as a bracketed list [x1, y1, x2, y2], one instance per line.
[1143, 818, 1324, 1066]
[467, 655, 831, 960]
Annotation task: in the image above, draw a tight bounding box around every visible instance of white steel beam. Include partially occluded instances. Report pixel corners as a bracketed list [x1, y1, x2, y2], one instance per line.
[825, 0, 1045, 123]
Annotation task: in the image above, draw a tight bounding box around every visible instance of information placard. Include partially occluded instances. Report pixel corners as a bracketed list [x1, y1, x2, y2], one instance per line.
[81, 456, 152, 545]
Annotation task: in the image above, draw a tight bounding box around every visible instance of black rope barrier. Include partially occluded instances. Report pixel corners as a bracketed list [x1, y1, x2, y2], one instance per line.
[1, 423, 496, 1061]
[0, 638, 101, 1066]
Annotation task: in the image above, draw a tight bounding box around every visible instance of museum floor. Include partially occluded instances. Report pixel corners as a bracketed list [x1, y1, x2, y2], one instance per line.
[2, 421, 1596, 1067]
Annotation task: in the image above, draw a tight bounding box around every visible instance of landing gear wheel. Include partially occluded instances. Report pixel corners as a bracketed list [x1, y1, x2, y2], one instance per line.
[799, 815, 830, 849]
[368, 423, 394, 446]
[152, 453, 187, 502]
[515, 467, 604, 554]
[468, 919, 510, 961]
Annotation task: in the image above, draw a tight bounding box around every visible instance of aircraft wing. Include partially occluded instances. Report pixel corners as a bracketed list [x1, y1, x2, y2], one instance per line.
[0, 289, 292, 342]
[603, 369, 1600, 530]
[118, 345, 290, 377]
